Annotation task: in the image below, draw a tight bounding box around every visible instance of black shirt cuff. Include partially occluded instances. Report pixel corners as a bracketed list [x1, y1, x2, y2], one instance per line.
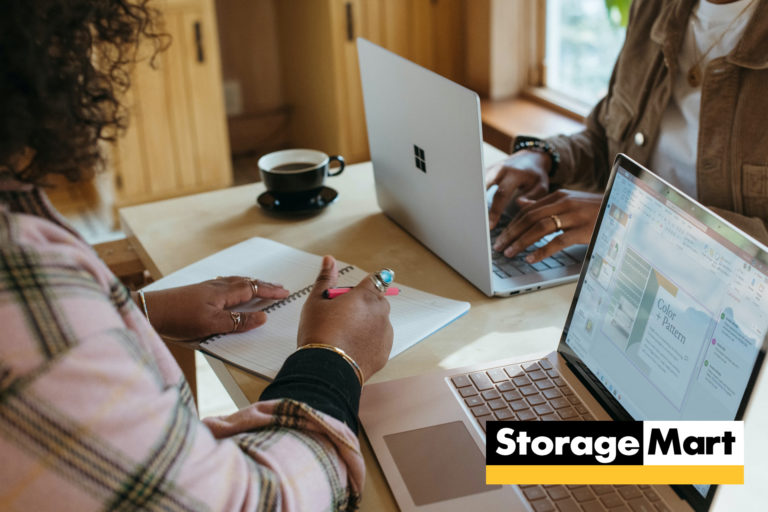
[260, 348, 362, 434]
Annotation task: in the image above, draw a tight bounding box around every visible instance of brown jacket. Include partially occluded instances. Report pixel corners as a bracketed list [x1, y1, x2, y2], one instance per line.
[547, 0, 768, 242]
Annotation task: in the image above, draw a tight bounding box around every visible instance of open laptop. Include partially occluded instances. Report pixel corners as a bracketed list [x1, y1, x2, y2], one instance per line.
[360, 153, 768, 512]
[357, 38, 586, 297]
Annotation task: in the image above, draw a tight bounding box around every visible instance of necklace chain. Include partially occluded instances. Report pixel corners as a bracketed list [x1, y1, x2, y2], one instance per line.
[686, 0, 755, 87]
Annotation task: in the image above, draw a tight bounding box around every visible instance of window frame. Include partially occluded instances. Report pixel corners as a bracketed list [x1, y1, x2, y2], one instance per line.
[516, 0, 623, 121]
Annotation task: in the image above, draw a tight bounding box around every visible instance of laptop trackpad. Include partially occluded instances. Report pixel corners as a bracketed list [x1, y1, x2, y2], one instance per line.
[384, 421, 501, 506]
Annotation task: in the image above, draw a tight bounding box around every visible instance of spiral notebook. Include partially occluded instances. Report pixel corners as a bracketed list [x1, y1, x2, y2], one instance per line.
[143, 237, 470, 379]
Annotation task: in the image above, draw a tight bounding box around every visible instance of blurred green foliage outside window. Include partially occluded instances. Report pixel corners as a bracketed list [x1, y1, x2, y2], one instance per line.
[545, 0, 630, 106]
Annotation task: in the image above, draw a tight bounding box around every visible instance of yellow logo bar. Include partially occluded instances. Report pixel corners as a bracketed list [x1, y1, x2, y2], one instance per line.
[486, 465, 744, 485]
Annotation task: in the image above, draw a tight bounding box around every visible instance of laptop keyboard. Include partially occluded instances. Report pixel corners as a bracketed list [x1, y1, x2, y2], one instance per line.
[449, 361, 668, 512]
[518, 484, 668, 512]
[489, 216, 579, 278]
[450, 360, 593, 427]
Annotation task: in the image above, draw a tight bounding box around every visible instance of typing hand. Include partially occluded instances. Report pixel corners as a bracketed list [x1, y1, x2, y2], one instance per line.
[138, 277, 290, 340]
[492, 189, 602, 263]
[298, 255, 394, 382]
[486, 150, 552, 229]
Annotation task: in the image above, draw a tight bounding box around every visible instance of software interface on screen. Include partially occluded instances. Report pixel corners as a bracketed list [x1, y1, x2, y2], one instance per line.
[565, 166, 766, 426]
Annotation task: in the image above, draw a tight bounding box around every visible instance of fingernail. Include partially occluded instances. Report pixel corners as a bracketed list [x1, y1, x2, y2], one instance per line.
[322, 255, 333, 270]
[526, 254, 535, 263]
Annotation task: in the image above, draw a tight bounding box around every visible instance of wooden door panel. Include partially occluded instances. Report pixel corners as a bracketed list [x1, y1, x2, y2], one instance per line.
[112, 0, 231, 206]
[334, 0, 369, 162]
[409, 0, 435, 69]
[361, 0, 386, 46]
[132, 37, 179, 197]
[382, 0, 410, 58]
[181, 7, 232, 188]
[113, 86, 148, 202]
[162, 9, 200, 190]
[433, 0, 465, 83]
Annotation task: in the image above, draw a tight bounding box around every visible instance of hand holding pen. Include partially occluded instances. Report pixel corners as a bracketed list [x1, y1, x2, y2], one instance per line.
[323, 268, 399, 298]
[298, 256, 394, 383]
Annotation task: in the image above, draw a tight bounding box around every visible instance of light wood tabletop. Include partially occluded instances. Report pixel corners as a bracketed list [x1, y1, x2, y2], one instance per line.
[120, 143, 767, 511]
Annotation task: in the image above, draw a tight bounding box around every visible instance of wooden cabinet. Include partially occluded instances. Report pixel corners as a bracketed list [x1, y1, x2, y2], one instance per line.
[275, 0, 465, 164]
[111, 0, 232, 207]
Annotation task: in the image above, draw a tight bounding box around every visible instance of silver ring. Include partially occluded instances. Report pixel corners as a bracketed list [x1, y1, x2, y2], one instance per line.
[249, 279, 259, 298]
[371, 268, 395, 292]
[230, 311, 242, 333]
[370, 275, 386, 292]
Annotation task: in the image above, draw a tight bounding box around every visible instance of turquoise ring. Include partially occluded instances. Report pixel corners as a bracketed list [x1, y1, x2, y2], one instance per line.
[371, 268, 395, 292]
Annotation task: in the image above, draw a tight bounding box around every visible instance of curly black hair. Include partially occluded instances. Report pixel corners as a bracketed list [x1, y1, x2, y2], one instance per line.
[0, 0, 168, 183]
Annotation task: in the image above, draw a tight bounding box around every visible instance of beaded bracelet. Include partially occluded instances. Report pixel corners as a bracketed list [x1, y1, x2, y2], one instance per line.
[296, 343, 364, 386]
[512, 135, 560, 178]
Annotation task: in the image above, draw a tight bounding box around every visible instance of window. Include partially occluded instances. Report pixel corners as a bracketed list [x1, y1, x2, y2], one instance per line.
[543, 0, 627, 109]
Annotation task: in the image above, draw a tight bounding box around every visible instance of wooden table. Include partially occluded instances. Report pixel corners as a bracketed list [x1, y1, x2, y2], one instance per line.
[120, 144, 767, 511]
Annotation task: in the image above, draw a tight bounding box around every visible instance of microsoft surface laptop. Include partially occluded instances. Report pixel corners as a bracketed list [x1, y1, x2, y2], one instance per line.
[359, 153, 768, 512]
[357, 38, 586, 297]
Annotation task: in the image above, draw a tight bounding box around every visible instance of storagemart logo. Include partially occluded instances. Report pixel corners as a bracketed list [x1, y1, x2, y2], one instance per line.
[486, 421, 743, 485]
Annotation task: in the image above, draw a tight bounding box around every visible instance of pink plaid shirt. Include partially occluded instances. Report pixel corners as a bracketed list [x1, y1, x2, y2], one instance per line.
[0, 185, 364, 511]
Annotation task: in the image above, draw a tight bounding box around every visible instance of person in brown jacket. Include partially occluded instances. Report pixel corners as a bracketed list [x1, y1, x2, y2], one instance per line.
[489, 0, 768, 264]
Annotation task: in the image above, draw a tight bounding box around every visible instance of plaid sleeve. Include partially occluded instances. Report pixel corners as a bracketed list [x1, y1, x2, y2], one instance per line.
[0, 210, 365, 511]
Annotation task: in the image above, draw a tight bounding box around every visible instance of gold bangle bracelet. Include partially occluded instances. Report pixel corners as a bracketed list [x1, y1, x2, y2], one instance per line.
[138, 289, 151, 323]
[297, 343, 364, 386]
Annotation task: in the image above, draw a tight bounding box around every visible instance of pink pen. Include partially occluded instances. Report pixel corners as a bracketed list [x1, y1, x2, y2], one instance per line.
[323, 287, 400, 299]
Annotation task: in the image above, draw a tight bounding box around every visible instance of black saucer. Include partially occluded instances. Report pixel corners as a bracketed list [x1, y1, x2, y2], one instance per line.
[257, 186, 338, 213]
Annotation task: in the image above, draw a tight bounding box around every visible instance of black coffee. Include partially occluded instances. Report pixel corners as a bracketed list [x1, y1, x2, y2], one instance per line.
[271, 162, 317, 172]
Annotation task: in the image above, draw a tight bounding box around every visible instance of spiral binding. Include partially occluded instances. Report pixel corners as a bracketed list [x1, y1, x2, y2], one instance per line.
[260, 264, 354, 313]
[203, 265, 356, 345]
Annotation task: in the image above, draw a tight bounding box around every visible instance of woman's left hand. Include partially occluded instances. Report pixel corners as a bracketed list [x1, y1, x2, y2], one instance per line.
[138, 277, 290, 340]
[493, 189, 603, 263]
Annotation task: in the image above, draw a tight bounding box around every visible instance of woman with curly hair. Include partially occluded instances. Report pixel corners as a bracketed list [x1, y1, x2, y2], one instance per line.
[0, 1, 393, 510]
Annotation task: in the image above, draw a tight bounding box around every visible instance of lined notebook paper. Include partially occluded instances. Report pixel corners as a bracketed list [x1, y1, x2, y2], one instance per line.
[144, 237, 470, 379]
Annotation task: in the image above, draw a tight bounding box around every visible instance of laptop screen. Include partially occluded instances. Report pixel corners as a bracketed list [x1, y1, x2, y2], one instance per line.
[559, 156, 768, 503]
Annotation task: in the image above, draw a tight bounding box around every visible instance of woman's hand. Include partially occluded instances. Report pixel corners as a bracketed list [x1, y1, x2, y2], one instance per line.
[297, 256, 394, 382]
[140, 277, 290, 340]
[486, 150, 552, 229]
[493, 189, 603, 263]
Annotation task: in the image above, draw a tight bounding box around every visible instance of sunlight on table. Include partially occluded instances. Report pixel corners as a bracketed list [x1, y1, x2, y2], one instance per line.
[439, 326, 563, 369]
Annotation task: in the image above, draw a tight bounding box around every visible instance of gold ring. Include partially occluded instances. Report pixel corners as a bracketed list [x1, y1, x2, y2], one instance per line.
[249, 279, 259, 298]
[550, 214, 563, 231]
[230, 311, 242, 333]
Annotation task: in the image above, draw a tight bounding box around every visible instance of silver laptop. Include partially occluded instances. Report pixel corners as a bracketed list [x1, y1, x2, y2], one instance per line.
[360, 154, 768, 512]
[357, 38, 586, 297]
